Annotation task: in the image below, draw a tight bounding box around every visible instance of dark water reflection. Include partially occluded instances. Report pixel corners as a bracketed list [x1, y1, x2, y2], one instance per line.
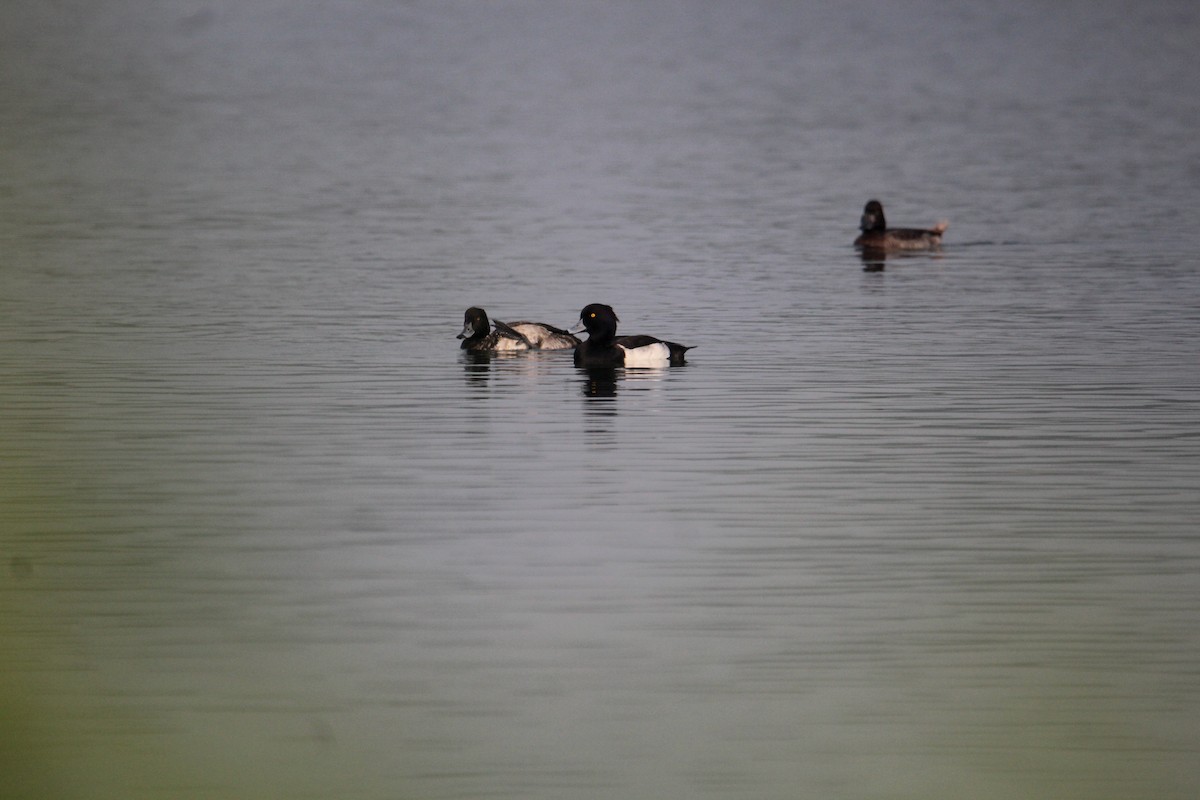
[578, 365, 685, 400]
[858, 246, 950, 271]
[4, 2, 1200, 799]
[580, 366, 619, 399]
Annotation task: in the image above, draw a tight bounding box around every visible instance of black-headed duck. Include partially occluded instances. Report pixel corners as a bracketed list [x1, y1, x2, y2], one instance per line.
[854, 199, 948, 251]
[457, 307, 579, 352]
[570, 303, 692, 367]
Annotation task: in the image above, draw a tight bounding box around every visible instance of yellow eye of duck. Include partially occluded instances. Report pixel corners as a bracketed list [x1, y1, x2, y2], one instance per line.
[589, 312, 596, 318]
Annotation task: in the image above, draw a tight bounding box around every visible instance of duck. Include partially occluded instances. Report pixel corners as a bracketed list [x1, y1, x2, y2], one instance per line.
[457, 307, 579, 352]
[853, 199, 948, 251]
[570, 303, 692, 367]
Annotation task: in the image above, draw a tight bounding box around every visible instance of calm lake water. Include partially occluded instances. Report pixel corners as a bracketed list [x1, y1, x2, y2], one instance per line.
[3, 1, 1199, 798]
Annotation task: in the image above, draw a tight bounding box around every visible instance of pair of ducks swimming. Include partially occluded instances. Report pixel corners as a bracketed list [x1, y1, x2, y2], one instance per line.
[459, 304, 692, 367]
[460, 202, 946, 365]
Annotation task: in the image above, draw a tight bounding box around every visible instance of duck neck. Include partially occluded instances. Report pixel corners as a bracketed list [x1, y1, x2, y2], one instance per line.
[587, 328, 616, 348]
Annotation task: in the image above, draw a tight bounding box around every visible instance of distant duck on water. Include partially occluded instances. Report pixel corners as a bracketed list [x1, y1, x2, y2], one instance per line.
[457, 307, 579, 352]
[854, 199, 948, 251]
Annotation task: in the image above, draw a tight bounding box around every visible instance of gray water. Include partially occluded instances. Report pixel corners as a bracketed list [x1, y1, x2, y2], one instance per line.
[3, 2, 1199, 798]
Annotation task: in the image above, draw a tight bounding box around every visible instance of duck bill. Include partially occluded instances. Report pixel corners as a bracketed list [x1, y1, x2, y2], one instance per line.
[567, 319, 586, 335]
[456, 322, 474, 339]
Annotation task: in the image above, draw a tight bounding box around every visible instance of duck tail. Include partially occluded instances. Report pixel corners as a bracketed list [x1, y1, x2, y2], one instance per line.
[931, 220, 950, 234]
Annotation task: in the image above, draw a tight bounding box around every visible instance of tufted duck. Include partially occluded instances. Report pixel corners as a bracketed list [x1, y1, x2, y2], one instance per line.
[570, 303, 692, 367]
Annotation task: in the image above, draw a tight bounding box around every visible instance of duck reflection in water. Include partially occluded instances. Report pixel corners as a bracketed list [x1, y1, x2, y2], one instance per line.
[578, 362, 689, 402]
[461, 348, 572, 391]
[581, 367, 619, 398]
[860, 248, 888, 271]
[858, 245, 946, 272]
[461, 350, 495, 386]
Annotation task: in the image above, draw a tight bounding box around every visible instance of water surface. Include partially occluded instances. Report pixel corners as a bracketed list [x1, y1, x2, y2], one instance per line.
[3, 2, 1199, 798]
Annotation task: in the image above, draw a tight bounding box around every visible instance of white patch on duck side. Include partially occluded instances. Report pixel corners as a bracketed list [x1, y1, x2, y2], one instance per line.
[492, 336, 530, 352]
[619, 341, 670, 367]
[511, 324, 575, 350]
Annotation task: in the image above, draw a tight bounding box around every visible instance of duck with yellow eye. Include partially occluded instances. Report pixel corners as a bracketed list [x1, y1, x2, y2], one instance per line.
[569, 303, 692, 367]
